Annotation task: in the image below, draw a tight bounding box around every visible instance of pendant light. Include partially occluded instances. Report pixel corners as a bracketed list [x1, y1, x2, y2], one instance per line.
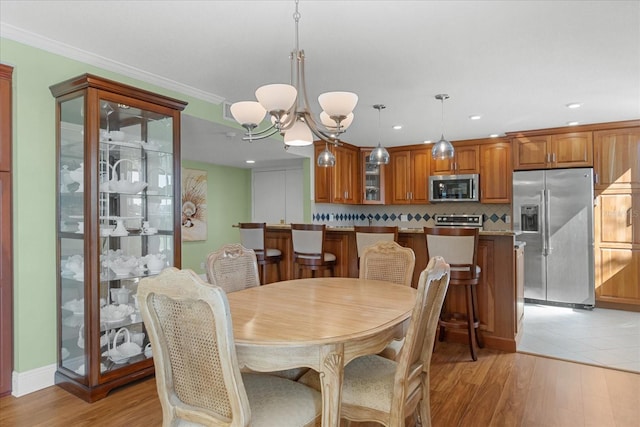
[317, 142, 336, 167]
[431, 94, 455, 160]
[370, 104, 390, 165]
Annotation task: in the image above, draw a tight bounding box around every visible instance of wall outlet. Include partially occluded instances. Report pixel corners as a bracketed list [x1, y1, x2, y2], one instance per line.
[400, 214, 409, 221]
[505, 215, 511, 224]
[329, 214, 335, 221]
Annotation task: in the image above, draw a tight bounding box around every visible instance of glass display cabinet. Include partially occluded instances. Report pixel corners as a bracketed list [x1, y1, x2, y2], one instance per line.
[361, 149, 386, 204]
[50, 74, 187, 401]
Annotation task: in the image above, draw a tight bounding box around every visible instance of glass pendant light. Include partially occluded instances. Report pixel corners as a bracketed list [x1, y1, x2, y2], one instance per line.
[431, 94, 455, 160]
[370, 104, 390, 165]
[317, 142, 336, 167]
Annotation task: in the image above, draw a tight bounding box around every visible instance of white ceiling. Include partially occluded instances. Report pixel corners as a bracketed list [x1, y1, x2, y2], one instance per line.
[1, 0, 639, 168]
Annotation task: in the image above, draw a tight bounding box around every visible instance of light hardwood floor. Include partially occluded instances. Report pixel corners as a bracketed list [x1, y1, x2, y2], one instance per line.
[1, 342, 638, 426]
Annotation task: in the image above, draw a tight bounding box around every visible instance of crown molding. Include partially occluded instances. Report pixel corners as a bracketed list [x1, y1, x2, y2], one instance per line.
[0, 23, 225, 104]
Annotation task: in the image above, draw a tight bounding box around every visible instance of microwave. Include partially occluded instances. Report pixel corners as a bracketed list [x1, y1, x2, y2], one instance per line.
[429, 174, 479, 202]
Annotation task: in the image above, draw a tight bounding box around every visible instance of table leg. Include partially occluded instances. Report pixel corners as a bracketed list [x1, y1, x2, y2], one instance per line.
[318, 344, 344, 427]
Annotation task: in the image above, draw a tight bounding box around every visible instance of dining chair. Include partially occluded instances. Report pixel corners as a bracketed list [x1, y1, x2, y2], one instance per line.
[238, 222, 282, 284]
[291, 223, 336, 278]
[359, 240, 416, 361]
[354, 225, 399, 259]
[205, 243, 260, 293]
[424, 226, 484, 361]
[299, 256, 450, 427]
[137, 267, 322, 427]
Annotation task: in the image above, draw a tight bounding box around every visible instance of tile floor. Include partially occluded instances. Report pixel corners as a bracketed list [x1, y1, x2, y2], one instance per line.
[518, 303, 640, 373]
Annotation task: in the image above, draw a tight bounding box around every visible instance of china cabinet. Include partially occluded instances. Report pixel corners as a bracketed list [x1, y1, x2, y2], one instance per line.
[50, 74, 187, 402]
[360, 148, 387, 204]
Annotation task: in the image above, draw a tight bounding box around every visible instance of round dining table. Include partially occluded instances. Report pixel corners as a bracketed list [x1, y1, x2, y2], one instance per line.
[226, 277, 417, 427]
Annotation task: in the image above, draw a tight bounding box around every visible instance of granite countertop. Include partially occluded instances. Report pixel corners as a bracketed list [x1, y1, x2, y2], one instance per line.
[265, 224, 516, 236]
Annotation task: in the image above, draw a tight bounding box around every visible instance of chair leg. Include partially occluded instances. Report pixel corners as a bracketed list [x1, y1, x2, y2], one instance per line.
[465, 285, 478, 361]
[261, 262, 267, 285]
[472, 285, 484, 348]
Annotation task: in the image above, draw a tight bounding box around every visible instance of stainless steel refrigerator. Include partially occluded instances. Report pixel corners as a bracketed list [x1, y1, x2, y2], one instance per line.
[513, 168, 595, 307]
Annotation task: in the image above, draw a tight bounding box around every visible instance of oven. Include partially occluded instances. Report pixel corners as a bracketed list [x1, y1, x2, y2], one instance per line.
[433, 214, 483, 230]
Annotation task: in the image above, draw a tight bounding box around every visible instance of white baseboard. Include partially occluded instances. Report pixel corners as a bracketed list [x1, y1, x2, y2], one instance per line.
[12, 364, 56, 397]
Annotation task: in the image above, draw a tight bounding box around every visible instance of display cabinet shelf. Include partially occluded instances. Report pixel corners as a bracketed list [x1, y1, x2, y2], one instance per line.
[51, 74, 186, 402]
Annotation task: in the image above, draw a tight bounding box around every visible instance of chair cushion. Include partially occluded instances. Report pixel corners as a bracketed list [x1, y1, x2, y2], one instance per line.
[298, 354, 396, 412]
[297, 252, 336, 262]
[377, 337, 405, 361]
[265, 248, 282, 257]
[243, 373, 321, 427]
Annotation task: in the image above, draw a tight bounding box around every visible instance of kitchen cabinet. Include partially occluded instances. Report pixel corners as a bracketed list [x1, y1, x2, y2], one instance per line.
[431, 143, 479, 175]
[480, 140, 512, 203]
[389, 147, 430, 204]
[593, 126, 640, 309]
[50, 74, 187, 402]
[313, 141, 360, 204]
[360, 148, 387, 204]
[512, 131, 593, 170]
[0, 64, 13, 397]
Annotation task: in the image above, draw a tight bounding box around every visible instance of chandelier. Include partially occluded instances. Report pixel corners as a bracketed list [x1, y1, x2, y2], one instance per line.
[230, 0, 358, 147]
[431, 94, 455, 160]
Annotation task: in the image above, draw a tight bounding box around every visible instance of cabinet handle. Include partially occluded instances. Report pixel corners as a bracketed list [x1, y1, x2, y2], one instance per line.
[629, 208, 634, 226]
[552, 153, 556, 163]
[594, 173, 599, 184]
[545, 153, 550, 163]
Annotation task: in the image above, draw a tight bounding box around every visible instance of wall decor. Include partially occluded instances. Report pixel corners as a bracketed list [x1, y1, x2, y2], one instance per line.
[181, 168, 207, 241]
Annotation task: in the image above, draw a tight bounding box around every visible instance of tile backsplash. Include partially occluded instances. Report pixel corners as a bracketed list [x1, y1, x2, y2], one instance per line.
[313, 203, 512, 231]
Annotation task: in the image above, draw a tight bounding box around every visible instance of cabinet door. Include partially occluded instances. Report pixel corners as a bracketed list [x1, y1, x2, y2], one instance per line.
[391, 151, 411, 204]
[596, 192, 640, 245]
[551, 132, 593, 168]
[332, 145, 359, 204]
[410, 149, 430, 204]
[595, 248, 640, 305]
[314, 143, 332, 203]
[480, 142, 512, 203]
[513, 135, 550, 170]
[594, 127, 640, 190]
[431, 156, 454, 175]
[454, 145, 479, 174]
[361, 150, 385, 204]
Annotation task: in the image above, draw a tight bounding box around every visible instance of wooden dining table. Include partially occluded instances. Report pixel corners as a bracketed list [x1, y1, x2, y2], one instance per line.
[226, 277, 417, 427]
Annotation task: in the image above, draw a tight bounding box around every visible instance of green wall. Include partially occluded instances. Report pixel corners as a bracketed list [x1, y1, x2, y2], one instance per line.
[0, 38, 259, 373]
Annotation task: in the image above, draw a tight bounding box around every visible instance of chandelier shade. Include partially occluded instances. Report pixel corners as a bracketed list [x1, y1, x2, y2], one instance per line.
[229, 0, 357, 148]
[229, 101, 266, 128]
[318, 92, 359, 119]
[283, 119, 313, 146]
[255, 84, 298, 114]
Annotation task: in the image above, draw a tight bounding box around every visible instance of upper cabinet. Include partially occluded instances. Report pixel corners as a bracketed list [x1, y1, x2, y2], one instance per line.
[50, 74, 187, 402]
[480, 140, 512, 203]
[361, 148, 387, 204]
[314, 141, 360, 205]
[512, 131, 593, 170]
[430, 143, 479, 176]
[389, 147, 430, 204]
[594, 127, 640, 190]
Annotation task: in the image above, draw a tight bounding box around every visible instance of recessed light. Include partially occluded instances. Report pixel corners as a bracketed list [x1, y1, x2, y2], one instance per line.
[469, 115, 482, 120]
[566, 121, 579, 126]
[392, 125, 402, 130]
[566, 102, 582, 109]
[423, 140, 433, 144]
[489, 134, 499, 138]
[245, 160, 255, 164]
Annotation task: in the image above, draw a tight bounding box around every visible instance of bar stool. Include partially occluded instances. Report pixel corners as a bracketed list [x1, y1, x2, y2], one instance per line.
[354, 225, 399, 260]
[424, 226, 484, 361]
[238, 222, 282, 285]
[291, 224, 336, 278]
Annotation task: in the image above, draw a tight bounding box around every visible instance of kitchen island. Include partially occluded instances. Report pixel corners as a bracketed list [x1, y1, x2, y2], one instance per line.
[263, 225, 521, 352]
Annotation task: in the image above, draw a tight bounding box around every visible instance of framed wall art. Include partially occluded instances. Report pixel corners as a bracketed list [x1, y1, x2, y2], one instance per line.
[181, 168, 207, 241]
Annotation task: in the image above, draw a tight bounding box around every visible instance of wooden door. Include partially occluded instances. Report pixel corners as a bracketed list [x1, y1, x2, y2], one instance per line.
[0, 64, 12, 397]
[314, 142, 332, 203]
[551, 132, 593, 168]
[594, 127, 640, 190]
[390, 150, 411, 204]
[513, 135, 550, 170]
[480, 142, 512, 203]
[410, 149, 430, 204]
